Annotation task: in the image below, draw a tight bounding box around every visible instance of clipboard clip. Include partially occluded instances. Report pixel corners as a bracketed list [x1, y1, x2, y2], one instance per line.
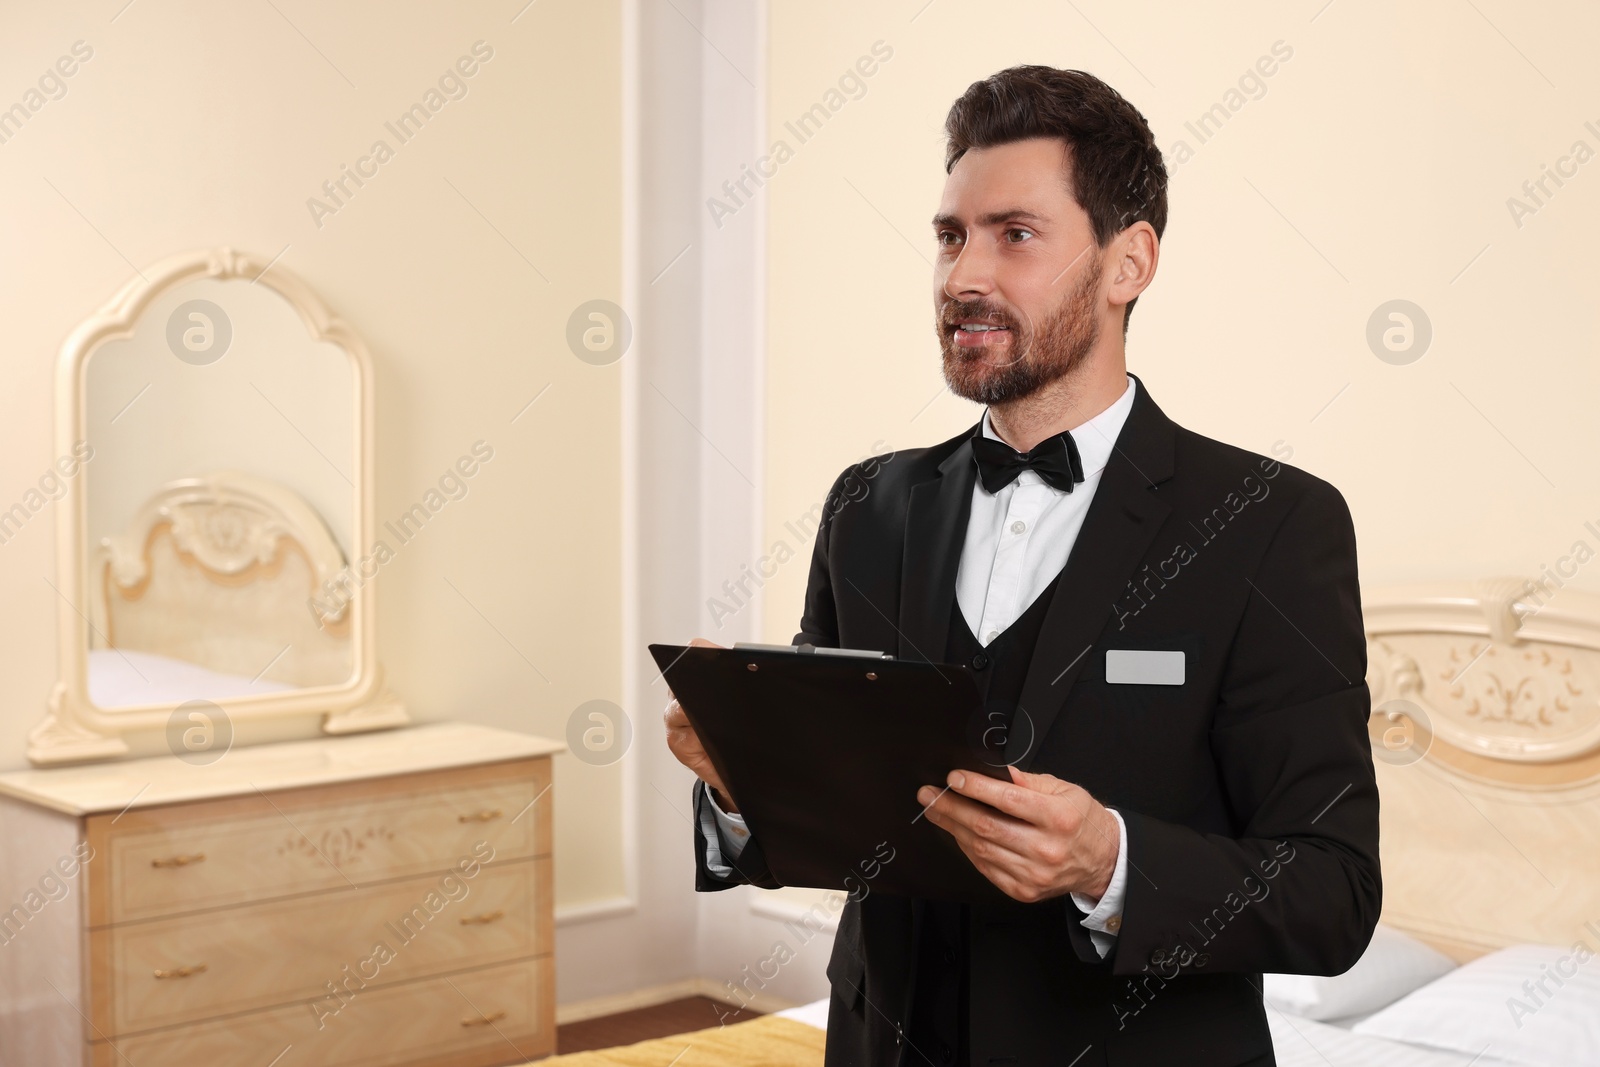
[732, 642, 892, 660]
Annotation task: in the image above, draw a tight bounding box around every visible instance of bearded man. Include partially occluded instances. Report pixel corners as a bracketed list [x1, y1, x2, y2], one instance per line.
[666, 64, 1380, 1067]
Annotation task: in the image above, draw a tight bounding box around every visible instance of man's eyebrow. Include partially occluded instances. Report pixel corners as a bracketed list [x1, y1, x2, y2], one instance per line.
[931, 209, 1050, 229]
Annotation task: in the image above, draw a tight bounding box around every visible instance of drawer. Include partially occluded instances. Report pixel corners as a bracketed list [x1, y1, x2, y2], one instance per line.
[87, 758, 551, 924]
[90, 856, 552, 1037]
[90, 955, 555, 1067]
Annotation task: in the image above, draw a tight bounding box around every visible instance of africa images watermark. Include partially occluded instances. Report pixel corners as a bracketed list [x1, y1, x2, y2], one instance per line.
[1112, 839, 1298, 1030]
[705, 441, 894, 628]
[309, 840, 497, 1029]
[0, 442, 95, 548]
[714, 841, 896, 1025]
[308, 440, 494, 625]
[1165, 40, 1294, 169]
[0, 39, 94, 148]
[1505, 920, 1600, 1029]
[705, 40, 894, 229]
[1111, 440, 1294, 629]
[1506, 118, 1600, 230]
[0, 842, 95, 949]
[306, 40, 495, 229]
[1517, 517, 1600, 611]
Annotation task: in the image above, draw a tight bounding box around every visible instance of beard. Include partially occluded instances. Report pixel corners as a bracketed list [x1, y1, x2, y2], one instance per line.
[938, 256, 1103, 406]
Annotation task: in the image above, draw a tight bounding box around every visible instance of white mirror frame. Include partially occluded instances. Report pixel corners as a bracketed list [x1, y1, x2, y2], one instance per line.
[30, 246, 408, 766]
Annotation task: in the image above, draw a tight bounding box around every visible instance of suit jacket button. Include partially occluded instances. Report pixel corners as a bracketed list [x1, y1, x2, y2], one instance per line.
[971, 653, 990, 671]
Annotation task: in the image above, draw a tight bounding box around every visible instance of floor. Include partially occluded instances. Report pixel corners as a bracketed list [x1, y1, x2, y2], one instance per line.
[556, 996, 764, 1054]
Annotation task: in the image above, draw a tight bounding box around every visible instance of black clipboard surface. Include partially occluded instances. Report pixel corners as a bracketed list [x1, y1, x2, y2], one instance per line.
[651, 642, 1012, 904]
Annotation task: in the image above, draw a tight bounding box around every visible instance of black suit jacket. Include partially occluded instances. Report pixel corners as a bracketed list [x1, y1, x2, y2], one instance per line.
[693, 375, 1381, 1067]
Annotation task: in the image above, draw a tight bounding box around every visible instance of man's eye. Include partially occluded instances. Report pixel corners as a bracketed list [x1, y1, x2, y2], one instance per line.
[1005, 228, 1034, 243]
[936, 231, 961, 247]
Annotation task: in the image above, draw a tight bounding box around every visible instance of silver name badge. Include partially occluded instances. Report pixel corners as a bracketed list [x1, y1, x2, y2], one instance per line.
[1106, 649, 1185, 686]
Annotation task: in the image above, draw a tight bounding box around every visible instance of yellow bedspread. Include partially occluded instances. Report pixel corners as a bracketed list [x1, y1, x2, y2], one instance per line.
[532, 1015, 825, 1067]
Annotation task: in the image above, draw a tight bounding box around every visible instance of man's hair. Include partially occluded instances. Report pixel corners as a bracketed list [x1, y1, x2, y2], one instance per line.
[944, 65, 1168, 332]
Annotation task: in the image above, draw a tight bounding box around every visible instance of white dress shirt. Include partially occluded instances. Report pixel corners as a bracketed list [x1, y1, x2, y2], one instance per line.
[702, 374, 1137, 958]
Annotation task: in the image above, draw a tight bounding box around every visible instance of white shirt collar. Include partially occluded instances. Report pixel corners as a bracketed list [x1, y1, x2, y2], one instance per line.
[979, 373, 1137, 487]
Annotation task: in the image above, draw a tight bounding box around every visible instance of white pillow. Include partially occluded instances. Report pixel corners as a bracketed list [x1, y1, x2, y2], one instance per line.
[1353, 942, 1600, 1067]
[1264, 923, 1457, 1021]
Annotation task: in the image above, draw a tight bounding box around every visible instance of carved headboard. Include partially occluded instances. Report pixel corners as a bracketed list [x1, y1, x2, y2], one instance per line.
[1365, 578, 1600, 961]
[90, 470, 353, 691]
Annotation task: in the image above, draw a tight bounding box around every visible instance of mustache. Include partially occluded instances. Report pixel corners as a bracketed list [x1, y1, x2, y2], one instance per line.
[940, 300, 1019, 330]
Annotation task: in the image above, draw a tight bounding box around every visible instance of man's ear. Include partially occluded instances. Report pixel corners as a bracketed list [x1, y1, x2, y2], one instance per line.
[1108, 221, 1158, 308]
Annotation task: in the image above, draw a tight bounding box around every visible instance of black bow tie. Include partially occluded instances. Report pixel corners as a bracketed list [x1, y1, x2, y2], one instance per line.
[970, 427, 1085, 494]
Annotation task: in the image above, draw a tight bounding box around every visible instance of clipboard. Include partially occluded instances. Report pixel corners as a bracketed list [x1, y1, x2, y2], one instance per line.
[649, 641, 1013, 904]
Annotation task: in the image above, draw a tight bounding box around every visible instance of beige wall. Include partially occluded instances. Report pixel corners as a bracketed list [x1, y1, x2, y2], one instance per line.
[0, 1, 625, 911]
[762, 0, 1600, 646]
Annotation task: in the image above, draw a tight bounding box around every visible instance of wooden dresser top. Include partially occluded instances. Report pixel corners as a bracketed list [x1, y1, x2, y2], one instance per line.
[0, 722, 564, 816]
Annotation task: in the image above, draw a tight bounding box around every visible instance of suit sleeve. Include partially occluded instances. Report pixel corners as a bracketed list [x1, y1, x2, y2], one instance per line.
[791, 463, 864, 648]
[693, 778, 780, 891]
[693, 461, 863, 893]
[1109, 478, 1382, 978]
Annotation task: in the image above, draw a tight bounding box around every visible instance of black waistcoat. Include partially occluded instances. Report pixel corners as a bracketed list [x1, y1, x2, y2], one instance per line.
[903, 567, 1066, 1067]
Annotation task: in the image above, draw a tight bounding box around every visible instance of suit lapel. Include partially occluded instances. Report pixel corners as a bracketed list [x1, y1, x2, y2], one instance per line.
[896, 431, 978, 663]
[1006, 375, 1176, 768]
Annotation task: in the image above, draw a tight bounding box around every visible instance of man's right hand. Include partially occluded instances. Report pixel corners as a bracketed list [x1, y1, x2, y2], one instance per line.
[663, 637, 740, 813]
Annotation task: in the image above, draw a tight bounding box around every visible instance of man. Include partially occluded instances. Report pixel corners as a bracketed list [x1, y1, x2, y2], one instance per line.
[665, 65, 1380, 1066]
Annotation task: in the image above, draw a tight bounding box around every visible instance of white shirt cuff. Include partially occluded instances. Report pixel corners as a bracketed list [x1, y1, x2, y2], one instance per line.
[1069, 807, 1128, 959]
[704, 780, 751, 860]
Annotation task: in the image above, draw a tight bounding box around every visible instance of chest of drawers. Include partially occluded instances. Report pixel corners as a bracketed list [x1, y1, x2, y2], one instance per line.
[0, 722, 562, 1067]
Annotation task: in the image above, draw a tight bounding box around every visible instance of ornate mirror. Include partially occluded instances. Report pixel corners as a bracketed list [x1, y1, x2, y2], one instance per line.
[31, 247, 407, 765]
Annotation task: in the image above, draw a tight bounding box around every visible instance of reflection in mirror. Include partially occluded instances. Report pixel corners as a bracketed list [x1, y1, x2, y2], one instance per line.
[83, 275, 357, 710]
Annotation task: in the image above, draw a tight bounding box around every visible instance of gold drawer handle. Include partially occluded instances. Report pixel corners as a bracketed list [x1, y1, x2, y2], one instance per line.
[461, 1010, 507, 1028]
[153, 963, 207, 980]
[458, 809, 502, 823]
[459, 910, 505, 926]
[150, 852, 206, 869]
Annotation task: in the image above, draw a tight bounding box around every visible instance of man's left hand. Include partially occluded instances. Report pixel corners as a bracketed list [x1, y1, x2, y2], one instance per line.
[916, 766, 1119, 904]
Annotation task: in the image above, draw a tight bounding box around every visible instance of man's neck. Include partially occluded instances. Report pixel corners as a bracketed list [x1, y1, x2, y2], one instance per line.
[987, 357, 1129, 454]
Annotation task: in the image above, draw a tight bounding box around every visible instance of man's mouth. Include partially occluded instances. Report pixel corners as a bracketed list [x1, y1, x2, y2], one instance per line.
[951, 321, 1013, 349]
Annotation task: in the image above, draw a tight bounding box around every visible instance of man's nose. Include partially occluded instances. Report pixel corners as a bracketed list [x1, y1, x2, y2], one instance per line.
[942, 243, 995, 300]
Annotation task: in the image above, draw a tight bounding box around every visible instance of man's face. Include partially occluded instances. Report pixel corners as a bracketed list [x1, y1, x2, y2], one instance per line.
[933, 137, 1105, 406]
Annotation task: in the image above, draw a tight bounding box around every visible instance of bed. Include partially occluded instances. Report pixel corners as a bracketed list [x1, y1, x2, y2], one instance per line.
[531, 578, 1600, 1066]
[524, 969, 1587, 1067]
[87, 469, 356, 706]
